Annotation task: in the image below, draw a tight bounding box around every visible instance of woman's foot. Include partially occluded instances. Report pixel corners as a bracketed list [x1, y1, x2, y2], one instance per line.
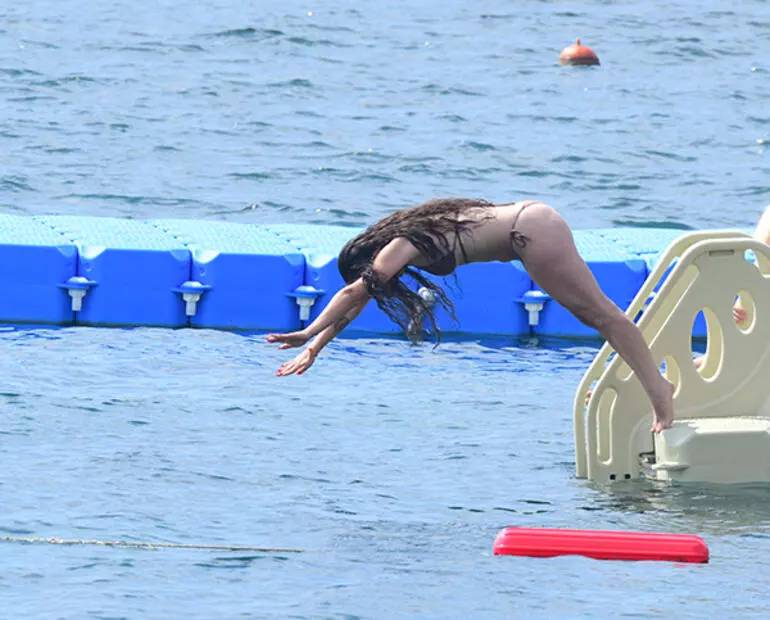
[650, 379, 675, 433]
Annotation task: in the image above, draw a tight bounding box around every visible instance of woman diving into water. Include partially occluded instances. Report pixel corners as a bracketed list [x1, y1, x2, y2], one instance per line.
[266, 197, 675, 432]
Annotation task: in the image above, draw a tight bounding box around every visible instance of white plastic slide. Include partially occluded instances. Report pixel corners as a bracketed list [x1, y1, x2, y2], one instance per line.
[574, 230, 770, 483]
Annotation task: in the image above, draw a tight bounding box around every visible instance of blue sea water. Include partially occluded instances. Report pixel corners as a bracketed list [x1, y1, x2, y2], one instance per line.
[1, 1, 770, 618]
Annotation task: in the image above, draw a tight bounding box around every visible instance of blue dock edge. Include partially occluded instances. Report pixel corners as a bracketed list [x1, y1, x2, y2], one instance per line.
[0, 213, 708, 338]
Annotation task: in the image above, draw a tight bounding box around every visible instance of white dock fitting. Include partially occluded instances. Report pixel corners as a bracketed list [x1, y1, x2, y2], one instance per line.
[574, 230, 770, 484]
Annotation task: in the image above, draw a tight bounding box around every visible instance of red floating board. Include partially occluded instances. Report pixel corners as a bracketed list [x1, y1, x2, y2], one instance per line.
[493, 527, 709, 563]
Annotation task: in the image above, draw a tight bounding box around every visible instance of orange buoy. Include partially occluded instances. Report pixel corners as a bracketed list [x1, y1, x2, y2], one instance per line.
[559, 38, 600, 66]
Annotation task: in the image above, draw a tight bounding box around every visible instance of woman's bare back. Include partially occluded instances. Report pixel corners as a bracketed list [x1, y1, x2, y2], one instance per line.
[409, 200, 546, 271]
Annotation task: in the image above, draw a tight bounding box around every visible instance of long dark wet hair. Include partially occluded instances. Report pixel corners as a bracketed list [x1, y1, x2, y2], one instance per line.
[338, 197, 497, 343]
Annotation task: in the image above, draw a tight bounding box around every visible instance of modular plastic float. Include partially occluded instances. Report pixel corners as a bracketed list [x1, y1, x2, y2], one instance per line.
[493, 527, 709, 563]
[152, 219, 304, 330]
[0, 215, 76, 325]
[0, 213, 698, 337]
[38, 215, 191, 327]
[574, 231, 770, 484]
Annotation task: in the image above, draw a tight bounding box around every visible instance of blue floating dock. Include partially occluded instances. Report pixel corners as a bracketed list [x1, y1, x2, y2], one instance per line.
[35, 216, 190, 328]
[0, 214, 706, 338]
[596, 227, 686, 271]
[0, 214, 77, 325]
[154, 220, 304, 330]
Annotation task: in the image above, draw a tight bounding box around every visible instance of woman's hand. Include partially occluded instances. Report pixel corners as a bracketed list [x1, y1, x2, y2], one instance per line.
[266, 330, 310, 350]
[275, 347, 317, 376]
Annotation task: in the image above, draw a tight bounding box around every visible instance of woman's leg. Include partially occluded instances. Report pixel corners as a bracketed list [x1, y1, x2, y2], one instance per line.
[515, 204, 674, 431]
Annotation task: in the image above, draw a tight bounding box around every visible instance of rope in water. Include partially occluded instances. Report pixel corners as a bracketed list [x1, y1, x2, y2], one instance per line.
[0, 535, 303, 553]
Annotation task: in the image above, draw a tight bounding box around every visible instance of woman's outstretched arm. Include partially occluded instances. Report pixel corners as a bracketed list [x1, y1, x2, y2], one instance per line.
[267, 237, 421, 372]
[266, 277, 369, 351]
[274, 297, 367, 376]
